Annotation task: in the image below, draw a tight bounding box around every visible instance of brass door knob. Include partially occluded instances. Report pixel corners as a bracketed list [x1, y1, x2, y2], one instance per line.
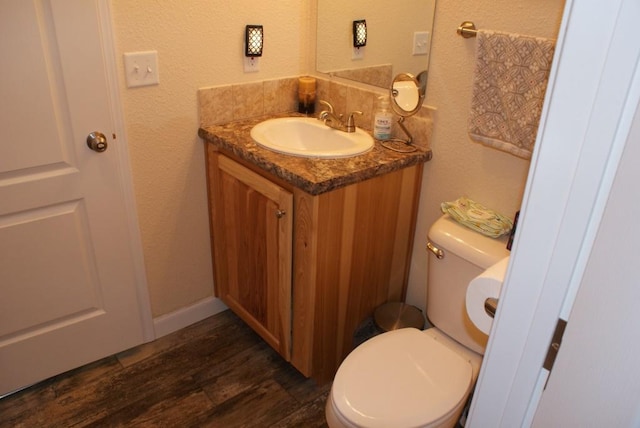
[87, 131, 108, 152]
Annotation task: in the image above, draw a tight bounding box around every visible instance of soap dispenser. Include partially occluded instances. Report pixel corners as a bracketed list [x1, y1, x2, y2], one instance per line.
[373, 95, 393, 140]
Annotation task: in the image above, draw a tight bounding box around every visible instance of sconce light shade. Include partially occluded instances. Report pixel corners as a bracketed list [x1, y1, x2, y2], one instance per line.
[245, 25, 263, 57]
[353, 20, 367, 48]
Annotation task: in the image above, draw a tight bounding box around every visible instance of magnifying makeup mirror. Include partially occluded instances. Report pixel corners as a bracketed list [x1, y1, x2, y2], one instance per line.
[381, 71, 427, 153]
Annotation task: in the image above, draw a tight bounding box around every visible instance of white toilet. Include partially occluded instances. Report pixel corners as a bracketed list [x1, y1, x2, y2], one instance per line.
[326, 214, 510, 428]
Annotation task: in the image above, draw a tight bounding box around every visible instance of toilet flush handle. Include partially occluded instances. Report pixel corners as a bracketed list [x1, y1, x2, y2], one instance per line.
[426, 241, 444, 259]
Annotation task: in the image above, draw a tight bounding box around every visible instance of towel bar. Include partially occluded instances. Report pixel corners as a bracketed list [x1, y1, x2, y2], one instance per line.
[457, 21, 478, 38]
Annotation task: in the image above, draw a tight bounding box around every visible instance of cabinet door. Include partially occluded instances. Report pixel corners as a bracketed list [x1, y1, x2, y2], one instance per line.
[210, 154, 293, 360]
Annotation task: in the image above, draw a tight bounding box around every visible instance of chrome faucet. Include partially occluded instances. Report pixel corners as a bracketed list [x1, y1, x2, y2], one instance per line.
[318, 100, 362, 133]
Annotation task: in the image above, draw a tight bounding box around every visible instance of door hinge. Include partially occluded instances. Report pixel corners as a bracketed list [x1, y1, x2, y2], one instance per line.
[542, 318, 567, 384]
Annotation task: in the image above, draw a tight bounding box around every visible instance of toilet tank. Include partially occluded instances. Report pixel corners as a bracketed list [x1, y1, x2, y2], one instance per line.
[427, 215, 511, 355]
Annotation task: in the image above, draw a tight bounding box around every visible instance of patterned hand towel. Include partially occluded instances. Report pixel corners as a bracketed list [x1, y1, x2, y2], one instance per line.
[468, 30, 555, 159]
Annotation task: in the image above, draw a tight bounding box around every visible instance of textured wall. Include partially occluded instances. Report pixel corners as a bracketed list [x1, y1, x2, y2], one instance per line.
[111, 1, 309, 316]
[405, 0, 566, 313]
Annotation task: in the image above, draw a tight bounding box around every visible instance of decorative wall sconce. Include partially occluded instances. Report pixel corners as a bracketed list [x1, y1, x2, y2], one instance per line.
[353, 20, 367, 48]
[245, 25, 264, 57]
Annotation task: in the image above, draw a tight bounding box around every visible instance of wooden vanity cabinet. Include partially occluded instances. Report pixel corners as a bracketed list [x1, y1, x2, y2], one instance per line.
[206, 145, 423, 383]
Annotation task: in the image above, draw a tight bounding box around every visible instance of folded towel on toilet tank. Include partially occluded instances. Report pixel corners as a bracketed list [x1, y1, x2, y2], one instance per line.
[441, 197, 513, 238]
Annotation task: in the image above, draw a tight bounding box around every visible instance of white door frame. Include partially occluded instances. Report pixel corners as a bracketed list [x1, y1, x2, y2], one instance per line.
[98, 0, 154, 342]
[468, 0, 639, 425]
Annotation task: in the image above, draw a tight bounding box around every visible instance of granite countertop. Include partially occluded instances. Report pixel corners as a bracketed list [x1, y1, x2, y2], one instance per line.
[198, 113, 432, 195]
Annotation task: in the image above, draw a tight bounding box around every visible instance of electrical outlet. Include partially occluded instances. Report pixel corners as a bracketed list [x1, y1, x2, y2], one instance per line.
[123, 51, 159, 88]
[352, 46, 365, 60]
[412, 31, 431, 56]
[244, 57, 260, 73]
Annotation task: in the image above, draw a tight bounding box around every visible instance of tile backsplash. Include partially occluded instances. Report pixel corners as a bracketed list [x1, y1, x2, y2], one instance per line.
[198, 76, 433, 151]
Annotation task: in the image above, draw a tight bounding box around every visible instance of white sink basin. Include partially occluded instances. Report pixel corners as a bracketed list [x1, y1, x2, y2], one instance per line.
[250, 117, 374, 158]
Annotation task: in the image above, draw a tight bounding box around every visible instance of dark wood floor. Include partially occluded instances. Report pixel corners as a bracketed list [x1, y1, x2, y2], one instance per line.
[0, 310, 330, 427]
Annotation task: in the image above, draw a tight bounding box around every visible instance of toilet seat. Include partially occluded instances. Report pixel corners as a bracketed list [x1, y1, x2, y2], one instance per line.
[331, 328, 473, 428]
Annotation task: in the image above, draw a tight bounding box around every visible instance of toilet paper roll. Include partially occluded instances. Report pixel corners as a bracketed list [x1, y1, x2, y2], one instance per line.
[465, 256, 510, 334]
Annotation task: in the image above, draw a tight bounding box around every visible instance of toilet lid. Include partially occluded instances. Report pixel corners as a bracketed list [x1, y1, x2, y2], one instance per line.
[332, 328, 472, 428]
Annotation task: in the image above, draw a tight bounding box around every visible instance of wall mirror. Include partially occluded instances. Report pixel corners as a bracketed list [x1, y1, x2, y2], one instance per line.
[316, 0, 437, 89]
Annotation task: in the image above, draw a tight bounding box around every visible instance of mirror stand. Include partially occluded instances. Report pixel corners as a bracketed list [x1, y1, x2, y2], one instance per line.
[380, 117, 417, 153]
[381, 71, 427, 153]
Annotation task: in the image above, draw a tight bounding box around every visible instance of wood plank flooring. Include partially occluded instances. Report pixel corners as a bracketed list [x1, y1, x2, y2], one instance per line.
[0, 310, 330, 427]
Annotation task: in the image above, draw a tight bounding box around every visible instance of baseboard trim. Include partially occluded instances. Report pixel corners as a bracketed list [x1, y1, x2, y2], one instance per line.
[153, 297, 228, 339]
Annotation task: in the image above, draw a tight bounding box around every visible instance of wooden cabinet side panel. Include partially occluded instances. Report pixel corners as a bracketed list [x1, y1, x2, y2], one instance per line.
[389, 164, 423, 300]
[336, 169, 404, 365]
[311, 188, 351, 381]
[308, 165, 423, 382]
[350, 170, 403, 308]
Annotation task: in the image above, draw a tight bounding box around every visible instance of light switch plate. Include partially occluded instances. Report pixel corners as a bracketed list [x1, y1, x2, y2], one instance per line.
[412, 31, 431, 56]
[123, 51, 159, 88]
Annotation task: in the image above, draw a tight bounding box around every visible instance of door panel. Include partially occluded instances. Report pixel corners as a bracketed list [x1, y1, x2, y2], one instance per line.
[0, 201, 100, 337]
[0, 1, 71, 173]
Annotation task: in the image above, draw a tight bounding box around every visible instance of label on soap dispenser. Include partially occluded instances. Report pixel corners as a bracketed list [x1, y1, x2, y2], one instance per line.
[374, 113, 392, 140]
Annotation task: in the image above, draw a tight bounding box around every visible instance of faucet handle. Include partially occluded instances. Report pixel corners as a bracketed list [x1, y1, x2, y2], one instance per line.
[345, 111, 363, 132]
[319, 100, 334, 113]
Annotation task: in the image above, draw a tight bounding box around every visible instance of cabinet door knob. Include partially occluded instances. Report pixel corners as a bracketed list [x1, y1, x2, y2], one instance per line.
[276, 209, 286, 218]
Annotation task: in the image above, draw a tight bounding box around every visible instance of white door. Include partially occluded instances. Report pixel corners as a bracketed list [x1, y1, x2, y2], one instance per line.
[0, 0, 150, 395]
[531, 91, 640, 427]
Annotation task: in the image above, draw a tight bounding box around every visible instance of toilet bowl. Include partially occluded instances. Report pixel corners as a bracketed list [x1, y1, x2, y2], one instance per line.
[326, 215, 510, 428]
[326, 328, 482, 428]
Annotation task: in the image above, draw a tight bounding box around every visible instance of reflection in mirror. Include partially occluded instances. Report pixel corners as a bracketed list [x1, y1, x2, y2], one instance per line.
[381, 72, 427, 153]
[391, 71, 427, 115]
[316, 0, 436, 89]
[393, 80, 420, 112]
